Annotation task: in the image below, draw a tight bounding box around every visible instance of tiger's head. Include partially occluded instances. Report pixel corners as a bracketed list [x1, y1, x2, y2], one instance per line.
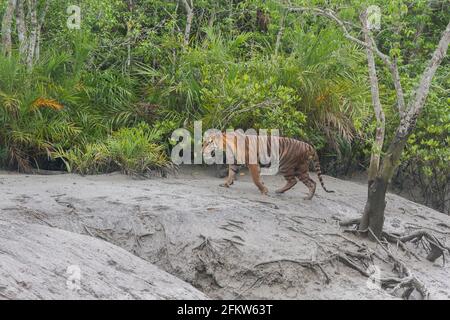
[202, 131, 225, 156]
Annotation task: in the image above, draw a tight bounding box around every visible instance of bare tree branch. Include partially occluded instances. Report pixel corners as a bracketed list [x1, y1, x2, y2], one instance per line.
[405, 21, 450, 121]
[360, 11, 385, 182]
[287, 7, 382, 57]
[287, 6, 407, 117]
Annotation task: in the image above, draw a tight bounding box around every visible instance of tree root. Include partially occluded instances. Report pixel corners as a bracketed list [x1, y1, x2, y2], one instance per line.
[254, 240, 430, 300]
[331, 246, 428, 299]
[383, 230, 450, 263]
[367, 228, 429, 299]
[405, 223, 450, 235]
[293, 224, 433, 299]
[247, 215, 441, 300]
[338, 217, 449, 263]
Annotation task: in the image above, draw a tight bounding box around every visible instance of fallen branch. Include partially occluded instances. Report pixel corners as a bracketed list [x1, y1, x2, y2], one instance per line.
[338, 217, 361, 227]
[405, 223, 450, 235]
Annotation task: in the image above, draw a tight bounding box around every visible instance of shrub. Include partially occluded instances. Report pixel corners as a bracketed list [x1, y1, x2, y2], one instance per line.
[106, 123, 171, 176]
[54, 123, 171, 177]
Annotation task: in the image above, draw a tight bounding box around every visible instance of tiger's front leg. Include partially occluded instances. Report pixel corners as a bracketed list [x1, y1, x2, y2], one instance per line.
[249, 164, 269, 195]
[220, 164, 239, 188]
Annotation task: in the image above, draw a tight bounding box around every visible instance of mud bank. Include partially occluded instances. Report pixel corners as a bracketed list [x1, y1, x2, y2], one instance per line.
[0, 167, 449, 299]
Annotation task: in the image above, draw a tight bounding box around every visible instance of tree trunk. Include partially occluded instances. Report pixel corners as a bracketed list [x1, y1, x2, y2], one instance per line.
[184, 9, 193, 46]
[1, 0, 17, 57]
[361, 111, 432, 238]
[34, 0, 49, 63]
[275, 10, 287, 56]
[360, 22, 450, 239]
[181, 0, 194, 47]
[360, 176, 388, 239]
[125, 0, 134, 73]
[27, 0, 38, 69]
[16, 0, 27, 58]
[35, 28, 41, 61]
[360, 128, 407, 238]
[208, 7, 215, 29]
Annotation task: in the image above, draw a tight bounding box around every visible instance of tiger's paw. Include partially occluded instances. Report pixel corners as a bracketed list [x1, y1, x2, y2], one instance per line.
[260, 187, 269, 195]
[220, 183, 231, 188]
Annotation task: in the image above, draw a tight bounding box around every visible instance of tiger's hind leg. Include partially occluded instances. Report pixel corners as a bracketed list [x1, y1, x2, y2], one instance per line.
[276, 175, 297, 194]
[298, 173, 316, 200]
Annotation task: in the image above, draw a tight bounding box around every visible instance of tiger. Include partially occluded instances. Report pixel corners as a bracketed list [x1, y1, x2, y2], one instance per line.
[202, 131, 334, 200]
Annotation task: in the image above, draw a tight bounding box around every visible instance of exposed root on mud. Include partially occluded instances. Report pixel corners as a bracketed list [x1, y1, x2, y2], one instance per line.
[367, 228, 430, 299]
[334, 240, 429, 299]
[334, 216, 450, 299]
[252, 246, 429, 299]
[338, 217, 449, 263]
[383, 230, 450, 264]
[253, 222, 437, 300]
[332, 242, 428, 299]
[189, 216, 448, 299]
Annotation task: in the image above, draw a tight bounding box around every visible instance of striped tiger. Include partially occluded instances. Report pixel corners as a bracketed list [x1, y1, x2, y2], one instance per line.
[202, 131, 334, 200]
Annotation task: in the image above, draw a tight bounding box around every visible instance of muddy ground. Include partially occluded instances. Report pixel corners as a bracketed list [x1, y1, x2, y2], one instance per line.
[0, 167, 449, 299]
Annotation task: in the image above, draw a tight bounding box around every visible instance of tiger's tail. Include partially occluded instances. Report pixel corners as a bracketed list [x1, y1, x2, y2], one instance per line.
[311, 148, 335, 193]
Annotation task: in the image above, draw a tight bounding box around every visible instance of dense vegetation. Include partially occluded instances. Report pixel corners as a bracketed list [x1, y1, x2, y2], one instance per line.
[0, 0, 448, 213]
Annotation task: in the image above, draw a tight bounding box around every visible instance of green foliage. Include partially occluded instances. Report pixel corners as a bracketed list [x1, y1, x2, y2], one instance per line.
[0, 53, 81, 171]
[148, 26, 370, 153]
[54, 143, 109, 175]
[54, 123, 170, 176]
[0, 32, 160, 172]
[397, 71, 450, 212]
[105, 123, 170, 176]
